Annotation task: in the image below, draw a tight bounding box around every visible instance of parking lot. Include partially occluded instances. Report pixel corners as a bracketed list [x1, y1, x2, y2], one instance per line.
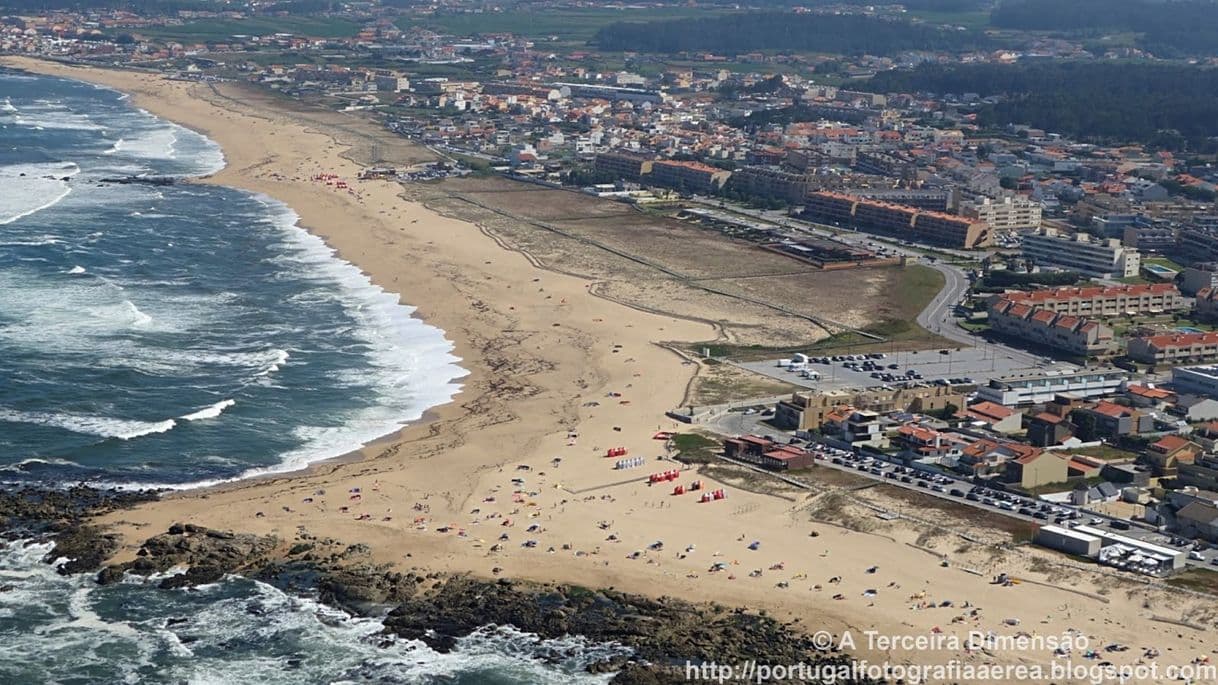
[787, 444, 1218, 572]
[738, 345, 1060, 392]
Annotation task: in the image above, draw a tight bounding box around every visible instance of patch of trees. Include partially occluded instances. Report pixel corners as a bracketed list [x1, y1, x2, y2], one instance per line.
[865, 61, 1218, 152]
[593, 12, 992, 56]
[729, 104, 869, 130]
[980, 269, 1081, 290]
[991, 0, 1218, 58]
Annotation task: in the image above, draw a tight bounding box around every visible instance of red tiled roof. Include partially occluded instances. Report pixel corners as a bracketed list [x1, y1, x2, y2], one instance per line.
[1003, 282, 1177, 305]
[1088, 400, 1133, 418]
[1031, 309, 1057, 325]
[1139, 331, 1218, 350]
[965, 401, 1016, 421]
[1127, 384, 1175, 400]
[1151, 434, 1192, 453]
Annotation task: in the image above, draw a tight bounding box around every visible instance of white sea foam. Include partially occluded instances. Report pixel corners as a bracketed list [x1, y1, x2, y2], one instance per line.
[67, 265, 86, 274]
[0, 409, 176, 441]
[1, 97, 16, 113]
[179, 399, 235, 422]
[0, 162, 80, 225]
[0, 457, 80, 473]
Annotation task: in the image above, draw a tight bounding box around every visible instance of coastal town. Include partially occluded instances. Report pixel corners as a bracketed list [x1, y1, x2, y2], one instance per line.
[7, 0, 1218, 682]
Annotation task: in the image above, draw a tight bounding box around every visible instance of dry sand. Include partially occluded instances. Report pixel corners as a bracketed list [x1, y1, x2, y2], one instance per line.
[5, 57, 1217, 681]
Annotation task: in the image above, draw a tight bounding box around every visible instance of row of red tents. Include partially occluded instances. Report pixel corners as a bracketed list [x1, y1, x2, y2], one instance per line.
[648, 470, 681, 483]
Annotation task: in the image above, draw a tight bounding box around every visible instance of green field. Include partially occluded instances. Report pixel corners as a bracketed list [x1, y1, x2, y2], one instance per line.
[139, 16, 361, 42]
[399, 7, 733, 43]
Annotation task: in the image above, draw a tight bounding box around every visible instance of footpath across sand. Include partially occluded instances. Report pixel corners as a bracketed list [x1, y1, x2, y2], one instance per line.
[5, 57, 1217, 681]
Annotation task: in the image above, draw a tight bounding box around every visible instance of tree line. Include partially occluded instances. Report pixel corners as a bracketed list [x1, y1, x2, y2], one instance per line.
[991, 0, 1218, 58]
[865, 61, 1218, 152]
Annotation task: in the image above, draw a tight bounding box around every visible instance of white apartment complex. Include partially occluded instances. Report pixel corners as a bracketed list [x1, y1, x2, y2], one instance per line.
[963, 196, 1042, 232]
[976, 368, 1129, 405]
[1021, 228, 1141, 278]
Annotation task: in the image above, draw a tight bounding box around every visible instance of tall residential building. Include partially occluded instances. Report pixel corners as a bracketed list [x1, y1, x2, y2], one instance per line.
[729, 166, 816, 205]
[805, 191, 991, 249]
[593, 151, 653, 181]
[647, 160, 732, 194]
[1020, 228, 1141, 279]
[962, 196, 1042, 232]
[994, 283, 1185, 317]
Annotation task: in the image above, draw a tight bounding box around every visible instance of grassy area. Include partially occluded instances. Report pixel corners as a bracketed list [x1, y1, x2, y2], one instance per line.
[687, 362, 801, 406]
[139, 17, 361, 42]
[1063, 445, 1142, 461]
[1165, 567, 1218, 595]
[906, 9, 992, 30]
[1146, 256, 1187, 271]
[699, 263, 956, 360]
[671, 432, 721, 464]
[400, 7, 732, 43]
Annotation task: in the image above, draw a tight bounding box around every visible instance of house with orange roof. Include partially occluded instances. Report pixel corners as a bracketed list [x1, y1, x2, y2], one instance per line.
[957, 438, 1044, 480]
[894, 424, 964, 462]
[1070, 400, 1153, 440]
[958, 401, 1022, 434]
[1124, 383, 1177, 409]
[1145, 434, 1201, 476]
[1004, 449, 1069, 490]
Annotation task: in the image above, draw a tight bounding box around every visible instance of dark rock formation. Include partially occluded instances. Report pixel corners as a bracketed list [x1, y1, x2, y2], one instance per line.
[0, 485, 159, 574]
[96, 522, 278, 585]
[383, 576, 873, 683]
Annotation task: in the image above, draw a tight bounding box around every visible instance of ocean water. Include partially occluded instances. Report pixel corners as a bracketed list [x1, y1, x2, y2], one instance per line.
[0, 71, 466, 488]
[0, 71, 617, 682]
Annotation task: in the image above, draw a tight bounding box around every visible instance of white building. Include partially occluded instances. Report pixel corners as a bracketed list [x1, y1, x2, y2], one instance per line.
[963, 196, 1042, 232]
[1171, 365, 1218, 398]
[1021, 228, 1141, 278]
[975, 368, 1129, 406]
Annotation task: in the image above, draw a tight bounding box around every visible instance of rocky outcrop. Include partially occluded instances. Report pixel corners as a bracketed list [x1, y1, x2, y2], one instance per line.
[0, 485, 159, 574]
[383, 576, 869, 683]
[96, 522, 279, 586]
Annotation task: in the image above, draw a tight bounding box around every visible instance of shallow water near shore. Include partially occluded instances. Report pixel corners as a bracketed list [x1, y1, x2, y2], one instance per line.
[0, 69, 466, 488]
[0, 69, 618, 681]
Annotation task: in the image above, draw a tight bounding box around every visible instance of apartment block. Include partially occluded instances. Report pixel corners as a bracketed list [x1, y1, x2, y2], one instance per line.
[995, 283, 1184, 318]
[647, 160, 732, 194]
[976, 368, 1128, 405]
[729, 166, 816, 205]
[988, 299, 1115, 356]
[1020, 228, 1141, 278]
[1194, 287, 1218, 322]
[1177, 228, 1218, 263]
[773, 385, 963, 431]
[851, 188, 952, 212]
[805, 191, 991, 249]
[1128, 331, 1218, 365]
[962, 196, 1042, 232]
[593, 151, 653, 182]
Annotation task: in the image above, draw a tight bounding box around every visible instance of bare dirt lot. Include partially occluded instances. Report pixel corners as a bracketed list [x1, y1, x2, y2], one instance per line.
[403, 176, 936, 349]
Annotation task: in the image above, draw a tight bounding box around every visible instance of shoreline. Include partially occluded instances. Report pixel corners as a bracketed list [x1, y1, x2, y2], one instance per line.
[5, 57, 1218, 681]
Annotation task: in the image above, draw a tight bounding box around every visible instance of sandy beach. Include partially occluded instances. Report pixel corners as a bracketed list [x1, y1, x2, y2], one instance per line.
[5, 57, 1217, 681]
